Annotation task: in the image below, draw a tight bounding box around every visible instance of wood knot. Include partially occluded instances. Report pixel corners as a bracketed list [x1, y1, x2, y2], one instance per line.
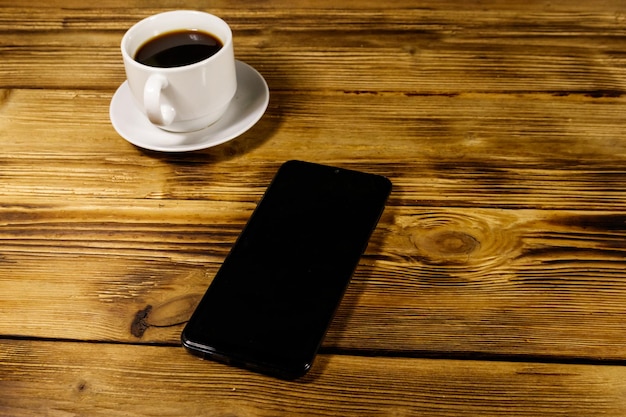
[130, 305, 152, 338]
[130, 294, 202, 338]
[400, 211, 523, 278]
[429, 231, 479, 255]
[75, 379, 88, 393]
[411, 230, 480, 264]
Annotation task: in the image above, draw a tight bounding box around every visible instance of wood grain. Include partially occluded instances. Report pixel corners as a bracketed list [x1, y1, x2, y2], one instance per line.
[2, 339, 626, 417]
[1, 89, 625, 209]
[2, 199, 626, 361]
[2, 4, 626, 93]
[2, 0, 626, 415]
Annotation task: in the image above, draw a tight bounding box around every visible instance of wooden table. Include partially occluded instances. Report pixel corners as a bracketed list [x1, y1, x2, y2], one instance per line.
[2, 0, 626, 415]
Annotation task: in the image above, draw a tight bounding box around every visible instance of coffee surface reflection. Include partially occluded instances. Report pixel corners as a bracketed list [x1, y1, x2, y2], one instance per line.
[135, 30, 223, 68]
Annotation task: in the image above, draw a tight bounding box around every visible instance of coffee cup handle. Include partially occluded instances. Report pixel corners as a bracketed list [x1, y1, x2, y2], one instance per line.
[144, 74, 176, 126]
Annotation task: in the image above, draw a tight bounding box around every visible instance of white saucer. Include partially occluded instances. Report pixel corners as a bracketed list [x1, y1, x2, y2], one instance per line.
[110, 60, 270, 152]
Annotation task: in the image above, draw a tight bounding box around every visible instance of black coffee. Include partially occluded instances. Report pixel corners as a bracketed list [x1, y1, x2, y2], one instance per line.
[135, 30, 223, 68]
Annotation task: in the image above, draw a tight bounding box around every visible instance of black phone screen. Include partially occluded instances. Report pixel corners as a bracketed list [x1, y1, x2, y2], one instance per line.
[181, 160, 391, 379]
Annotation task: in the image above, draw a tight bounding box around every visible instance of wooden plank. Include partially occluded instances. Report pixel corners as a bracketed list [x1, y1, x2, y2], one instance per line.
[1, 5, 626, 92]
[4, 0, 626, 10]
[1, 89, 625, 209]
[1, 339, 626, 417]
[1, 199, 626, 360]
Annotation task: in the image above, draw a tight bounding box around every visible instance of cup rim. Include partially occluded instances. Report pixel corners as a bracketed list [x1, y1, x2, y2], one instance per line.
[121, 10, 233, 72]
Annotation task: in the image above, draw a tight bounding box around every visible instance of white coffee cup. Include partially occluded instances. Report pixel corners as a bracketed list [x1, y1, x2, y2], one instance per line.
[121, 10, 237, 132]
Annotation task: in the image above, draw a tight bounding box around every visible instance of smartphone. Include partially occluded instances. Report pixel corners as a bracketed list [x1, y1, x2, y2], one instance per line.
[181, 160, 392, 379]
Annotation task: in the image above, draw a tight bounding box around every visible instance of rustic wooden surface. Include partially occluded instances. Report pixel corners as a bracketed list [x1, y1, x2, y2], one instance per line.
[2, 0, 626, 415]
